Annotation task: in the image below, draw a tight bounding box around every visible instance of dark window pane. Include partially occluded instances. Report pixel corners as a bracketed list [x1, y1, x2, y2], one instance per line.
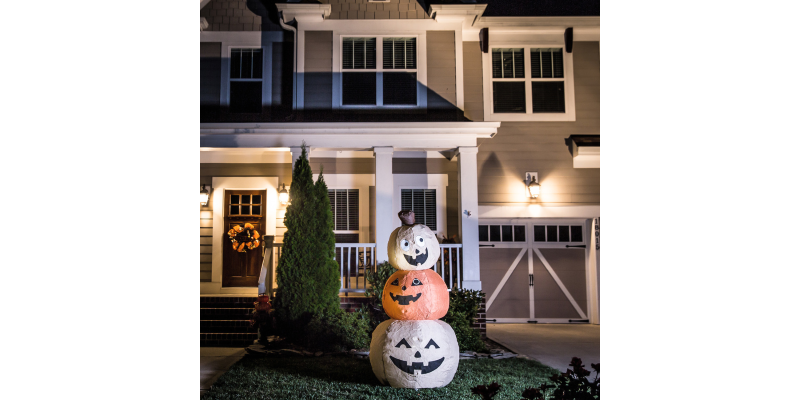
[384, 72, 416, 105]
[334, 233, 360, 243]
[531, 82, 565, 113]
[479, 225, 489, 242]
[493, 82, 526, 113]
[489, 225, 501, 242]
[491, 48, 523, 78]
[558, 226, 570, 242]
[252, 195, 261, 205]
[230, 50, 241, 79]
[242, 50, 253, 78]
[383, 38, 415, 69]
[241, 195, 251, 204]
[514, 225, 526, 242]
[241, 205, 251, 215]
[501, 225, 513, 242]
[230, 195, 240, 204]
[534, 225, 546, 242]
[230, 81, 261, 113]
[252, 49, 263, 79]
[335, 190, 347, 230]
[342, 72, 376, 105]
[491, 50, 502, 78]
[344, 38, 376, 70]
[252, 205, 261, 215]
[354, 40, 365, 68]
[546, 225, 557, 242]
[530, 50, 541, 78]
[230, 205, 239, 215]
[571, 225, 583, 242]
[552, 49, 563, 78]
[343, 40, 354, 69]
[347, 189, 359, 230]
[405, 38, 416, 69]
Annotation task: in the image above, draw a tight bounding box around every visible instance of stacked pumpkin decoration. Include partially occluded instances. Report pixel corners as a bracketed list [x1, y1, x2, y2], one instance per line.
[370, 211, 459, 389]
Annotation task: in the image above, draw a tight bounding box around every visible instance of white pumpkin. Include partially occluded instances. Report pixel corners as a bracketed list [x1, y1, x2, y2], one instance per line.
[387, 223, 441, 271]
[370, 319, 459, 389]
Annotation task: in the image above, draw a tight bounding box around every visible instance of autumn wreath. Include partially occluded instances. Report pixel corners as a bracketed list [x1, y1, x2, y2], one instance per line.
[227, 223, 261, 252]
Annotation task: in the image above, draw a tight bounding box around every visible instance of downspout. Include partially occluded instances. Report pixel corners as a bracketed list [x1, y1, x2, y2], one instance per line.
[278, 11, 298, 111]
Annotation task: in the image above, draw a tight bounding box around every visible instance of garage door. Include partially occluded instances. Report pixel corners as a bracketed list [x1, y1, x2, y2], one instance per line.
[480, 220, 589, 323]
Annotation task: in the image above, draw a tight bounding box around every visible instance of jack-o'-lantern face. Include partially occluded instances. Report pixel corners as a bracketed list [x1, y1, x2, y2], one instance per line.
[382, 269, 449, 320]
[369, 319, 460, 388]
[387, 224, 440, 270]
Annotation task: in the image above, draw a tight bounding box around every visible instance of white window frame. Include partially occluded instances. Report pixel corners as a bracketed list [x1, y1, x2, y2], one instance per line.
[482, 44, 575, 121]
[392, 174, 447, 238]
[336, 34, 425, 109]
[226, 45, 271, 109]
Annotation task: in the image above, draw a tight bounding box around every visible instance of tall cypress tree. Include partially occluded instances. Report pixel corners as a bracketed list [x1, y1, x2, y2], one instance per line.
[312, 168, 342, 315]
[274, 145, 320, 322]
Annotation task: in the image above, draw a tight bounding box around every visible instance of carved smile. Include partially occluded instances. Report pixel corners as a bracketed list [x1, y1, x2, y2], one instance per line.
[389, 356, 445, 375]
[390, 292, 422, 305]
[404, 250, 428, 266]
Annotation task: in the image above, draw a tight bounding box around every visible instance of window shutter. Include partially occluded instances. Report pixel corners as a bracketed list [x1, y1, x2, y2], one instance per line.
[400, 189, 436, 231]
[492, 82, 526, 113]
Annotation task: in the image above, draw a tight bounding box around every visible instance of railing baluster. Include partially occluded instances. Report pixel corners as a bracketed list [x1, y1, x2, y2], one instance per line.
[448, 247, 453, 290]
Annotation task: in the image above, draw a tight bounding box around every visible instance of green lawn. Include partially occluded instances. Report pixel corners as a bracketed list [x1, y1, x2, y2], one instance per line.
[202, 354, 560, 400]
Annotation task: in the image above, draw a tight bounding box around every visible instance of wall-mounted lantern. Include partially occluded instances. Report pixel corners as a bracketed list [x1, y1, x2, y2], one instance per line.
[525, 172, 540, 200]
[278, 183, 289, 205]
[200, 184, 211, 206]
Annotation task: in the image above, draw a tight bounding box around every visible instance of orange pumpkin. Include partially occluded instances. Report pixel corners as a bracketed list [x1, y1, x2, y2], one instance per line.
[382, 269, 449, 320]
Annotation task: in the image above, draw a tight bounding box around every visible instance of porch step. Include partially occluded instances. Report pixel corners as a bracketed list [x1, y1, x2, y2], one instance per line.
[338, 296, 371, 313]
[200, 296, 258, 347]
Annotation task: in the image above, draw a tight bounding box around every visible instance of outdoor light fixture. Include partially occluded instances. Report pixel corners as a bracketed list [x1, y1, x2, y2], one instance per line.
[200, 184, 210, 206]
[278, 183, 289, 205]
[525, 172, 540, 199]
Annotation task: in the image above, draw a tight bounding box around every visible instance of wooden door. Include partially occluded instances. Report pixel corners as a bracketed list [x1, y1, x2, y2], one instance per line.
[222, 190, 266, 287]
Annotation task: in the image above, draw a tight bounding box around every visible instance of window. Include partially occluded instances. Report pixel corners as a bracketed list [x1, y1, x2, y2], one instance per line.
[328, 189, 359, 232]
[533, 225, 583, 243]
[487, 45, 573, 121]
[230, 48, 262, 113]
[479, 224, 526, 242]
[228, 193, 262, 216]
[341, 37, 417, 106]
[401, 189, 436, 231]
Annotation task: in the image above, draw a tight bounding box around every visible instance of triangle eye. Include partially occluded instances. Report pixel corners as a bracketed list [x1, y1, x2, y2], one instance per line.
[391, 278, 399, 286]
[424, 339, 440, 349]
[411, 278, 423, 286]
[395, 338, 411, 348]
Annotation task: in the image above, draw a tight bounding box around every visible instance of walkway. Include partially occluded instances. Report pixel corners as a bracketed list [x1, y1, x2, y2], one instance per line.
[200, 347, 246, 397]
[486, 324, 600, 373]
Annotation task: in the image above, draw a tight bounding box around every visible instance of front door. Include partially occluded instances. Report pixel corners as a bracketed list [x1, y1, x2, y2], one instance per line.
[222, 190, 266, 287]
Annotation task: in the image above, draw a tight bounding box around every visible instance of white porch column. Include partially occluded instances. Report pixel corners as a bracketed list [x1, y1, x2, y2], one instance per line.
[289, 146, 304, 170]
[374, 146, 394, 262]
[456, 146, 481, 291]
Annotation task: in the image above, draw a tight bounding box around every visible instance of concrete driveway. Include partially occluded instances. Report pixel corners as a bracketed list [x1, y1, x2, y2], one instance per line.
[487, 324, 599, 373]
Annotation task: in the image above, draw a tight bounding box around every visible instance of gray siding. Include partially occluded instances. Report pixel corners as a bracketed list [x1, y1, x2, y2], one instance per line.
[319, 0, 428, 20]
[462, 41, 483, 121]
[476, 42, 600, 205]
[426, 31, 457, 109]
[304, 31, 333, 110]
[201, 42, 221, 106]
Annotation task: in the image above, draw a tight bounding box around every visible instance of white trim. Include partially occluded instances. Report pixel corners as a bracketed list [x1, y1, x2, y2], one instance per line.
[484, 247, 527, 312]
[488, 318, 587, 324]
[392, 174, 448, 237]
[574, 146, 600, 168]
[479, 205, 600, 219]
[483, 44, 575, 121]
[533, 248, 588, 320]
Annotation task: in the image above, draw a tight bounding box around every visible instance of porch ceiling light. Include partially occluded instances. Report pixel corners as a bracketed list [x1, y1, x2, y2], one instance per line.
[200, 184, 210, 206]
[525, 173, 540, 199]
[278, 183, 289, 205]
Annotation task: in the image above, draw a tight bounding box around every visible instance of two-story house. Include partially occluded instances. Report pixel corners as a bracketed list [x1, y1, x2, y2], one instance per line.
[199, 0, 600, 343]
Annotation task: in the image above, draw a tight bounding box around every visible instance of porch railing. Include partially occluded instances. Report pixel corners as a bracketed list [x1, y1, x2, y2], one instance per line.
[264, 242, 464, 295]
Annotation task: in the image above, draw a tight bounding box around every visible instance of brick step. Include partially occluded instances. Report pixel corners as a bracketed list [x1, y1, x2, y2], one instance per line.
[201, 308, 253, 320]
[199, 301, 257, 309]
[201, 333, 257, 348]
[201, 320, 256, 333]
[200, 297, 258, 304]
